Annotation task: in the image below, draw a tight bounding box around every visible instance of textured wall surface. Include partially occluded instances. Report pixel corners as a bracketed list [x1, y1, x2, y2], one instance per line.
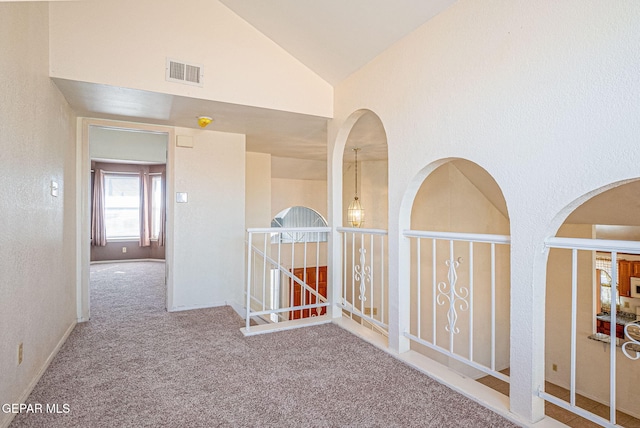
[171, 128, 246, 310]
[331, 0, 640, 422]
[0, 3, 77, 427]
[49, 0, 332, 117]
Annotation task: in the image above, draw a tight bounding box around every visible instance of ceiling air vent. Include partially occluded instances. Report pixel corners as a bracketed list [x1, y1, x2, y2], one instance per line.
[166, 58, 203, 87]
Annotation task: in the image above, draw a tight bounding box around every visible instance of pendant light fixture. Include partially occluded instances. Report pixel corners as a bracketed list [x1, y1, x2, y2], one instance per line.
[347, 148, 365, 227]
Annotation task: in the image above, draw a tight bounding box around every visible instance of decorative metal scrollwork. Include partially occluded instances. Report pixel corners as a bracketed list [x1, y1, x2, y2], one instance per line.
[436, 257, 469, 334]
[623, 321, 640, 360]
[354, 247, 371, 302]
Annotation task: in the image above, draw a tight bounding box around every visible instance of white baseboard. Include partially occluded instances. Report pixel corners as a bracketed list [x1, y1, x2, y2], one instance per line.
[168, 300, 244, 315]
[168, 301, 228, 312]
[90, 258, 165, 265]
[0, 320, 77, 428]
[227, 301, 246, 319]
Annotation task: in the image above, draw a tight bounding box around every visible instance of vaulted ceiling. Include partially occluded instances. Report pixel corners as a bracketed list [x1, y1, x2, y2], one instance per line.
[218, 0, 457, 85]
[55, 1, 457, 172]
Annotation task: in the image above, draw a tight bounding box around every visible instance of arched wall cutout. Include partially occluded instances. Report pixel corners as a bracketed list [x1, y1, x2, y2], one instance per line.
[398, 157, 511, 233]
[545, 178, 640, 240]
[331, 109, 388, 227]
[534, 177, 640, 307]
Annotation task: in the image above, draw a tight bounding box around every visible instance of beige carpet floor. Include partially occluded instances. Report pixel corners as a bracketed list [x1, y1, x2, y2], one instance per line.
[10, 261, 519, 427]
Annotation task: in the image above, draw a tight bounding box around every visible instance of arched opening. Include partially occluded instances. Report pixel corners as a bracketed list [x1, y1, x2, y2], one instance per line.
[341, 111, 388, 229]
[334, 110, 389, 335]
[402, 158, 511, 392]
[271, 206, 328, 243]
[543, 179, 640, 426]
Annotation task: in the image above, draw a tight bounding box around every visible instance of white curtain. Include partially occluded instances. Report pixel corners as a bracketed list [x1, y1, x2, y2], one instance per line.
[90, 169, 107, 246]
[139, 167, 151, 247]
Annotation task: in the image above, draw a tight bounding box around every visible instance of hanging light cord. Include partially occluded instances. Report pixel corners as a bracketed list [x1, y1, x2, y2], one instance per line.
[354, 148, 359, 199]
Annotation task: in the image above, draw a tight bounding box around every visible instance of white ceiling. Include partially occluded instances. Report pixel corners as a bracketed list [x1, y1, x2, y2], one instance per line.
[218, 0, 457, 85]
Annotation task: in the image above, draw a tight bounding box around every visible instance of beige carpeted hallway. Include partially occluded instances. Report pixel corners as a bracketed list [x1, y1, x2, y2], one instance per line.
[11, 261, 519, 427]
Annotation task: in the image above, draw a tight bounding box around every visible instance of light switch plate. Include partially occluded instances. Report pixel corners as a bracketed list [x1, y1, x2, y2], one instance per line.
[176, 192, 188, 203]
[50, 181, 59, 197]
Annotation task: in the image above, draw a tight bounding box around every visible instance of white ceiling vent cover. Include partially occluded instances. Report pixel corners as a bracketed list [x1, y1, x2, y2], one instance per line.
[166, 58, 203, 87]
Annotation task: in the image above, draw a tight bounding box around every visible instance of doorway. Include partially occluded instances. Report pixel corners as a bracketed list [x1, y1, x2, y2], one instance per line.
[78, 119, 175, 321]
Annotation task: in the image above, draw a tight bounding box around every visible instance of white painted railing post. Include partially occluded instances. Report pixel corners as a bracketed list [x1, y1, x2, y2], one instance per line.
[246, 231, 253, 331]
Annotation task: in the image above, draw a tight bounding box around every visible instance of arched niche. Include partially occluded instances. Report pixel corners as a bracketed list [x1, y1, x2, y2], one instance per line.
[400, 158, 511, 381]
[335, 109, 388, 229]
[330, 109, 389, 330]
[543, 178, 640, 418]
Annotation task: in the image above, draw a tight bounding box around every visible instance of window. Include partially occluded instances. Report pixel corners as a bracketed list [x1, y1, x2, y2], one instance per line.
[151, 175, 162, 240]
[104, 174, 140, 239]
[270, 206, 328, 243]
[596, 257, 613, 312]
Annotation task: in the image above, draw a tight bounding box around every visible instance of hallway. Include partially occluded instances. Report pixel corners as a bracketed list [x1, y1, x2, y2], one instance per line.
[11, 262, 517, 427]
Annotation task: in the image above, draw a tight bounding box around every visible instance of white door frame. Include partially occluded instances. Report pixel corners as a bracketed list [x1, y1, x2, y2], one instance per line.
[76, 118, 175, 321]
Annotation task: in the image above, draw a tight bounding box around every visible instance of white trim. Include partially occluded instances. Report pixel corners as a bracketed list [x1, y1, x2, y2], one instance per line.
[247, 226, 331, 233]
[168, 301, 232, 313]
[403, 229, 510, 244]
[78, 118, 175, 320]
[228, 301, 246, 319]
[90, 258, 165, 265]
[0, 321, 76, 428]
[545, 236, 640, 253]
[337, 226, 388, 236]
[241, 314, 332, 336]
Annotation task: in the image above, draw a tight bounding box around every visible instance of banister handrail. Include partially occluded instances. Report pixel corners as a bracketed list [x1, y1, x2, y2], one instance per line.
[337, 227, 388, 235]
[545, 236, 640, 253]
[247, 226, 331, 234]
[403, 229, 510, 244]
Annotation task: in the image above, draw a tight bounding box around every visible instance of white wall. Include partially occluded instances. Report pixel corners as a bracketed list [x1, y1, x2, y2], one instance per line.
[271, 178, 327, 219]
[48, 0, 332, 118]
[331, 0, 640, 422]
[246, 152, 272, 229]
[171, 128, 245, 310]
[0, 3, 77, 427]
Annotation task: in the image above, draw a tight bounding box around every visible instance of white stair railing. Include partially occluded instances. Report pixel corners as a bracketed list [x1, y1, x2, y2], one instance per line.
[245, 227, 330, 332]
[403, 230, 511, 383]
[543, 237, 640, 427]
[337, 227, 388, 335]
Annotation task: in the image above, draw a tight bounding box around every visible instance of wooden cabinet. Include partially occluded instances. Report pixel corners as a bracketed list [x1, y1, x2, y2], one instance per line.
[619, 260, 632, 298]
[596, 319, 625, 339]
[633, 262, 640, 277]
[616, 259, 640, 297]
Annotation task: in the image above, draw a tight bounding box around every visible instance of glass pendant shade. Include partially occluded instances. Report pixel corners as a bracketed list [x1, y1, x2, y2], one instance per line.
[347, 197, 364, 228]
